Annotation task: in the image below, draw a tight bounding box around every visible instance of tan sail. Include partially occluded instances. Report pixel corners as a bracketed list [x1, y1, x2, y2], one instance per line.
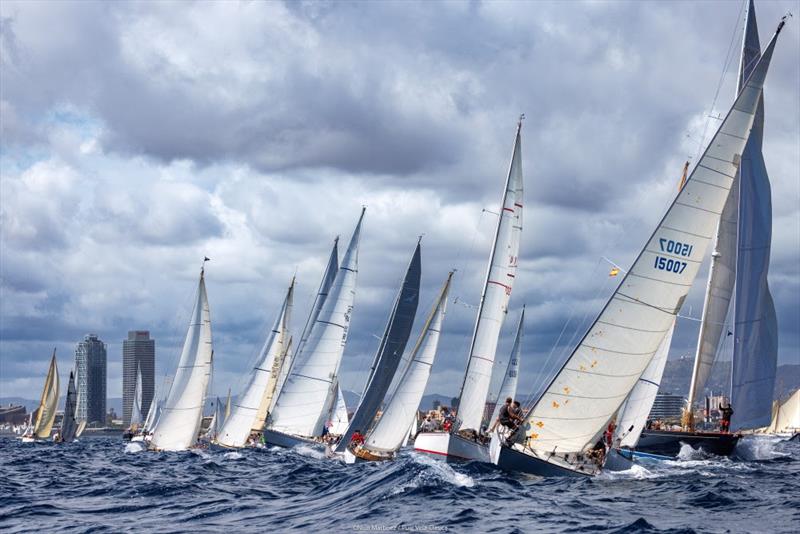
[254, 336, 292, 431]
[33, 351, 60, 439]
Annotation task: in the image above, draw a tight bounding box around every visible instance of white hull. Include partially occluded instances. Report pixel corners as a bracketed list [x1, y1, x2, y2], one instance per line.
[413, 432, 489, 462]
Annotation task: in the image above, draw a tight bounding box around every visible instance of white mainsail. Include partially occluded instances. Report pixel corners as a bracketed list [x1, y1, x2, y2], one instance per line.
[217, 279, 293, 448]
[490, 307, 525, 424]
[365, 273, 452, 453]
[765, 389, 800, 434]
[516, 25, 781, 456]
[130, 365, 143, 428]
[615, 319, 676, 447]
[456, 120, 524, 432]
[150, 265, 214, 451]
[33, 351, 60, 439]
[268, 209, 364, 438]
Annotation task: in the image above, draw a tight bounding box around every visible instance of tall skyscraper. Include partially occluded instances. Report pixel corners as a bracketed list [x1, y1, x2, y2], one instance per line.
[75, 334, 107, 425]
[122, 331, 155, 426]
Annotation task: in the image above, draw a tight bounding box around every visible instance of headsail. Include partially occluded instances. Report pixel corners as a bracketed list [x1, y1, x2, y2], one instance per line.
[130, 365, 143, 428]
[60, 371, 79, 443]
[517, 25, 782, 454]
[217, 279, 293, 447]
[34, 350, 60, 439]
[730, 0, 778, 431]
[150, 265, 214, 451]
[330, 384, 349, 435]
[490, 307, 525, 424]
[335, 241, 422, 452]
[456, 119, 523, 432]
[268, 209, 364, 438]
[615, 319, 676, 447]
[365, 272, 452, 453]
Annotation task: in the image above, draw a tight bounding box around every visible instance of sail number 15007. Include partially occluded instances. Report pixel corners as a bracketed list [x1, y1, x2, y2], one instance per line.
[653, 238, 692, 274]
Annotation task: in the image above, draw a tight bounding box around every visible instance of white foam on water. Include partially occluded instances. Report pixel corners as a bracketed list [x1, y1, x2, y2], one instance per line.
[598, 463, 656, 480]
[407, 452, 475, 488]
[124, 442, 144, 454]
[223, 451, 243, 460]
[294, 444, 326, 460]
[191, 448, 211, 460]
[735, 435, 789, 461]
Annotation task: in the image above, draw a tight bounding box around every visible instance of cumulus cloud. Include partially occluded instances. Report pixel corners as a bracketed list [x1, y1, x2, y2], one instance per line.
[1, 0, 798, 401]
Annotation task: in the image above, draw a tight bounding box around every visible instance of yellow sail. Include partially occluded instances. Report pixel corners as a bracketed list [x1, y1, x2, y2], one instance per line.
[253, 336, 292, 431]
[33, 351, 60, 439]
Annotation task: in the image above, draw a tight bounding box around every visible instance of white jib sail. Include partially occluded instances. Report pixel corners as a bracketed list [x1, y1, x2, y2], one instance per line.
[330, 385, 349, 435]
[217, 280, 293, 447]
[616, 319, 676, 447]
[130, 365, 143, 427]
[457, 121, 523, 432]
[150, 267, 214, 451]
[365, 273, 452, 453]
[518, 27, 781, 455]
[268, 209, 364, 437]
[491, 307, 525, 423]
[34, 351, 60, 439]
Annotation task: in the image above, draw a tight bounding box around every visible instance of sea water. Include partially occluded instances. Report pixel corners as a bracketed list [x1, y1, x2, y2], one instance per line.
[1, 435, 797, 533]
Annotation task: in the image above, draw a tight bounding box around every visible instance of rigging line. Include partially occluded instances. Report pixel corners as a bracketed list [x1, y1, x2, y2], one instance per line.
[693, 0, 747, 163]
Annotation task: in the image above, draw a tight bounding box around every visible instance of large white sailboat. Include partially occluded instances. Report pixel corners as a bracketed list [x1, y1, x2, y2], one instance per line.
[21, 350, 59, 443]
[415, 118, 523, 462]
[215, 279, 294, 449]
[489, 15, 785, 477]
[636, 0, 780, 458]
[264, 209, 364, 448]
[148, 260, 214, 451]
[352, 272, 453, 461]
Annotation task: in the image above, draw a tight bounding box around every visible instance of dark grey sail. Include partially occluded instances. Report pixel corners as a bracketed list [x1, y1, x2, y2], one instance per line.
[60, 371, 78, 443]
[335, 241, 421, 452]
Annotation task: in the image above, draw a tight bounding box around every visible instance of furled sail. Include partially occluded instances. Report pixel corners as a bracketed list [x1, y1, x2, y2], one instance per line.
[217, 279, 293, 447]
[60, 371, 78, 443]
[730, 0, 778, 431]
[150, 266, 214, 451]
[456, 120, 523, 432]
[268, 209, 364, 437]
[365, 272, 452, 453]
[490, 307, 525, 424]
[34, 351, 59, 439]
[516, 26, 781, 455]
[130, 365, 143, 428]
[335, 241, 422, 452]
[615, 319, 676, 447]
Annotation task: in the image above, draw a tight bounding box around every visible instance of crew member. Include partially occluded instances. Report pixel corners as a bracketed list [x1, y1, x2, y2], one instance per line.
[720, 403, 734, 433]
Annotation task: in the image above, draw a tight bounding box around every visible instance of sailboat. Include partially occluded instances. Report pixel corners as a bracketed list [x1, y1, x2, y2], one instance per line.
[264, 209, 364, 448]
[123, 365, 143, 441]
[203, 397, 221, 441]
[415, 117, 523, 462]
[56, 371, 78, 443]
[637, 0, 780, 457]
[21, 350, 60, 443]
[332, 240, 422, 460]
[215, 279, 293, 449]
[132, 387, 158, 442]
[489, 308, 525, 425]
[488, 14, 785, 477]
[149, 260, 214, 451]
[760, 389, 800, 438]
[351, 271, 452, 461]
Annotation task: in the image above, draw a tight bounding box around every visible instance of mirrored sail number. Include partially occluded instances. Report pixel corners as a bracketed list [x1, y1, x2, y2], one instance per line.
[653, 238, 692, 275]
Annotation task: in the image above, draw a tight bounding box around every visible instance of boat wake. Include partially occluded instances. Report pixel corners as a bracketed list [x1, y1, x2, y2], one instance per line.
[405, 451, 476, 489]
[734, 435, 789, 461]
[124, 442, 144, 454]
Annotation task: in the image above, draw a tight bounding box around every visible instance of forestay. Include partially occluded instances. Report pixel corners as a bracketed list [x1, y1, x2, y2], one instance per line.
[335, 241, 421, 452]
[616, 319, 675, 447]
[490, 307, 525, 423]
[217, 280, 293, 447]
[365, 272, 452, 453]
[150, 268, 214, 451]
[457, 121, 524, 432]
[518, 27, 781, 454]
[269, 209, 364, 437]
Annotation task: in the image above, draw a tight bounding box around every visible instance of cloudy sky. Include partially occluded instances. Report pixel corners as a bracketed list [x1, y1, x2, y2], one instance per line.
[1, 0, 798, 404]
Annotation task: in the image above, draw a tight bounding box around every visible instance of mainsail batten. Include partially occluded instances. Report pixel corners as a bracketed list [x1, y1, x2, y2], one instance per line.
[457, 121, 524, 432]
